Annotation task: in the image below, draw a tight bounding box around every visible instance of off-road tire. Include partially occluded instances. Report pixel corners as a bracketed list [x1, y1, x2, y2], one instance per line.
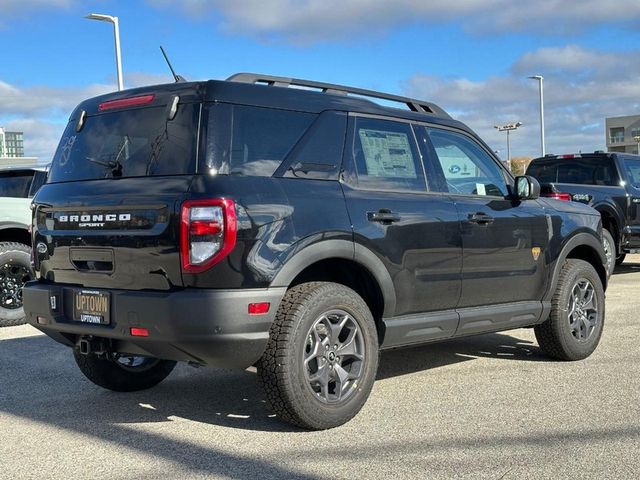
[535, 259, 605, 361]
[257, 282, 379, 430]
[0, 242, 34, 327]
[601, 229, 615, 278]
[73, 350, 176, 392]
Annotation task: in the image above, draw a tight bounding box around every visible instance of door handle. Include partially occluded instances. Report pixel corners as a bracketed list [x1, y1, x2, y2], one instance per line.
[367, 210, 401, 224]
[467, 212, 494, 225]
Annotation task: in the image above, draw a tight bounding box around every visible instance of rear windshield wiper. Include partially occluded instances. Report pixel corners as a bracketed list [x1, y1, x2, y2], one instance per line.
[86, 157, 123, 177]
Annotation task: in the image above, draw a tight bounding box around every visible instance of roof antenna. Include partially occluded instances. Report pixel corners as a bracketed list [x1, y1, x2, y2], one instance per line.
[160, 46, 186, 83]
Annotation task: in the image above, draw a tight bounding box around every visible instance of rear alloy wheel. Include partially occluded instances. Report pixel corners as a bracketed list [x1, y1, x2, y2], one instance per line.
[601, 229, 615, 278]
[258, 282, 379, 430]
[535, 259, 605, 361]
[0, 242, 34, 327]
[73, 350, 176, 392]
[303, 309, 366, 404]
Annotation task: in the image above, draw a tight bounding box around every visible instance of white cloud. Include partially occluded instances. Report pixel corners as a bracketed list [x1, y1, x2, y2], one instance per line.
[0, 80, 112, 118]
[2, 119, 63, 161]
[404, 46, 640, 157]
[147, 0, 640, 43]
[0, 72, 188, 160]
[0, 0, 74, 20]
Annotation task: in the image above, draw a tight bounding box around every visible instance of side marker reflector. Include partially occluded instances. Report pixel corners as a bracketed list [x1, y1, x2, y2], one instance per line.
[248, 302, 270, 315]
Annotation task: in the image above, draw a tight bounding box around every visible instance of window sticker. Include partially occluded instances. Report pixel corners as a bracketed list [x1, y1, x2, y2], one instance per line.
[358, 129, 417, 178]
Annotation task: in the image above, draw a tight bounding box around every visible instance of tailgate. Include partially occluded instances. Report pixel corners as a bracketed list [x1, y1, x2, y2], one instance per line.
[33, 176, 194, 290]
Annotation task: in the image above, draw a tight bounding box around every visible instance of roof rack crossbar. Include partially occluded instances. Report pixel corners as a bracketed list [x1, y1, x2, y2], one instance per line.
[226, 72, 449, 117]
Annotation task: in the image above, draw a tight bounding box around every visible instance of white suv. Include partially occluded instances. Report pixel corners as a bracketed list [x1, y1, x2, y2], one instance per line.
[0, 165, 46, 326]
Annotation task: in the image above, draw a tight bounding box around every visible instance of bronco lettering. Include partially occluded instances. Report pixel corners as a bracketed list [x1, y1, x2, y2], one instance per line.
[59, 213, 131, 222]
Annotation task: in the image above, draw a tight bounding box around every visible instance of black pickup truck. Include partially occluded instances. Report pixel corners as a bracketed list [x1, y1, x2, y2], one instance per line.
[527, 152, 640, 275]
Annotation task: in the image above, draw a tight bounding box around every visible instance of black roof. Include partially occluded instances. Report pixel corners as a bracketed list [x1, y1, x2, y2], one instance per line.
[531, 152, 640, 163]
[70, 72, 471, 134]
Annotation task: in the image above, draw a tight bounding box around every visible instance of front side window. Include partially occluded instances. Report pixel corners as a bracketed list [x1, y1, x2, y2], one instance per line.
[346, 117, 426, 192]
[206, 104, 316, 177]
[622, 157, 640, 188]
[427, 128, 508, 197]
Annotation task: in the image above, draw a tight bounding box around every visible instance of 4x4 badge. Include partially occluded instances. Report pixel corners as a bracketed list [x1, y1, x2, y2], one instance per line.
[532, 247, 541, 261]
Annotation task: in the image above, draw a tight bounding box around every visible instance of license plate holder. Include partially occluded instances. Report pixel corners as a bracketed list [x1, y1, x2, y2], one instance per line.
[73, 290, 110, 325]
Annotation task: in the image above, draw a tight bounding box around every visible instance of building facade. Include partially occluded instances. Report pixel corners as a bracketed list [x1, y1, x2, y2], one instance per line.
[605, 115, 640, 154]
[0, 127, 25, 157]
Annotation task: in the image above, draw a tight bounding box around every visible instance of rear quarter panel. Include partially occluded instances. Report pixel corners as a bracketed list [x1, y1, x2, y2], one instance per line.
[185, 175, 352, 289]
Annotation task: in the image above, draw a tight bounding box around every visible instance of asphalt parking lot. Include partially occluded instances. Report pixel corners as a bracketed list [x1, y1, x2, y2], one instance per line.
[2, 258, 639, 480]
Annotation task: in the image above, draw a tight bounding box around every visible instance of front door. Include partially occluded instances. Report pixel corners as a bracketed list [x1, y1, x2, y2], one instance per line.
[419, 126, 550, 309]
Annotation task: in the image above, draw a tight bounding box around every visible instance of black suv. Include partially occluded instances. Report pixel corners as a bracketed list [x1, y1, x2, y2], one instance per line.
[527, 152, 640, 275]
[24, 74, 607, 430]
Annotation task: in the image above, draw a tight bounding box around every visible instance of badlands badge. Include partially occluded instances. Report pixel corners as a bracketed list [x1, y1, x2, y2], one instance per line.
[531, 247, 541, 261]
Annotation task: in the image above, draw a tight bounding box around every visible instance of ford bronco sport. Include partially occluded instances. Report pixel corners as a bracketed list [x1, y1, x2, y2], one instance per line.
[24, 74, 607, 430]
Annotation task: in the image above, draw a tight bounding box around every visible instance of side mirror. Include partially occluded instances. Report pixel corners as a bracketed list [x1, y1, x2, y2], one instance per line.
[514, 175, 540, 200]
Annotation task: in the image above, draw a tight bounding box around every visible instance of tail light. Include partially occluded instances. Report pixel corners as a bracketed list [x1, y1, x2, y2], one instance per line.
[542, 192, 572, 201]
[180, 199, 237, 273]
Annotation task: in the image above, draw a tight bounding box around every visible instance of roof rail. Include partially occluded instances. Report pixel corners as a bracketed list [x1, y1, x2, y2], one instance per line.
[226, 72, 449, 117]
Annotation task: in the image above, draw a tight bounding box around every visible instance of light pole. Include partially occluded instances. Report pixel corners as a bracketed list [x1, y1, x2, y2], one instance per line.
[494, 122, 523, 171]
[634, 135, 640, 155]
[528, 75, 545, 156]
[85, 13, 124, 91]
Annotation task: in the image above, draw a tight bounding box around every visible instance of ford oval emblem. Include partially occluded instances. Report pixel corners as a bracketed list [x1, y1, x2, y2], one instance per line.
[449, 165, 461, 174]
[36, 242, 48, 254]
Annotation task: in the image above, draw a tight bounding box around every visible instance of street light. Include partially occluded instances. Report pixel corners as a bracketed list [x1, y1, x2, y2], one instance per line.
[528, 75, 545, 156]
[494, 122, 523, 171]
[634, 135, 640, 155]
[85, 13, 124, 91]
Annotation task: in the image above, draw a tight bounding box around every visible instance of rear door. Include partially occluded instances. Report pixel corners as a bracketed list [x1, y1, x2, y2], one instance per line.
[341, 115, 461, 336]
[418, 126, 549, 321]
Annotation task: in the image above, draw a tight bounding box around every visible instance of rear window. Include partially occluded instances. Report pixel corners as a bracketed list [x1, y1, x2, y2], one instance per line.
[206, 104, 316, 176]
[0, 171, 34, 198]
[48, 104, 199, 182]
[527, 157, 619, 186]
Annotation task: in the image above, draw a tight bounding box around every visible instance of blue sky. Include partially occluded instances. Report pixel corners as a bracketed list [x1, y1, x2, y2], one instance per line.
[3, 0, 640, 161]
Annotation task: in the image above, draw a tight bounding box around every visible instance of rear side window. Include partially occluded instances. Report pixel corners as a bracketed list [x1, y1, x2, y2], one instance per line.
[345, 116, 427, 192]
[206, 104, 316, 176]
[0, 172, 34, 198]
[526, 162, 558, 183]
[48, 104, 199, 182]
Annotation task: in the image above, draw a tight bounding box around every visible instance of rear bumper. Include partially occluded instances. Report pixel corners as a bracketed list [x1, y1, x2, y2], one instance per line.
[23, 281, 286, 369]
